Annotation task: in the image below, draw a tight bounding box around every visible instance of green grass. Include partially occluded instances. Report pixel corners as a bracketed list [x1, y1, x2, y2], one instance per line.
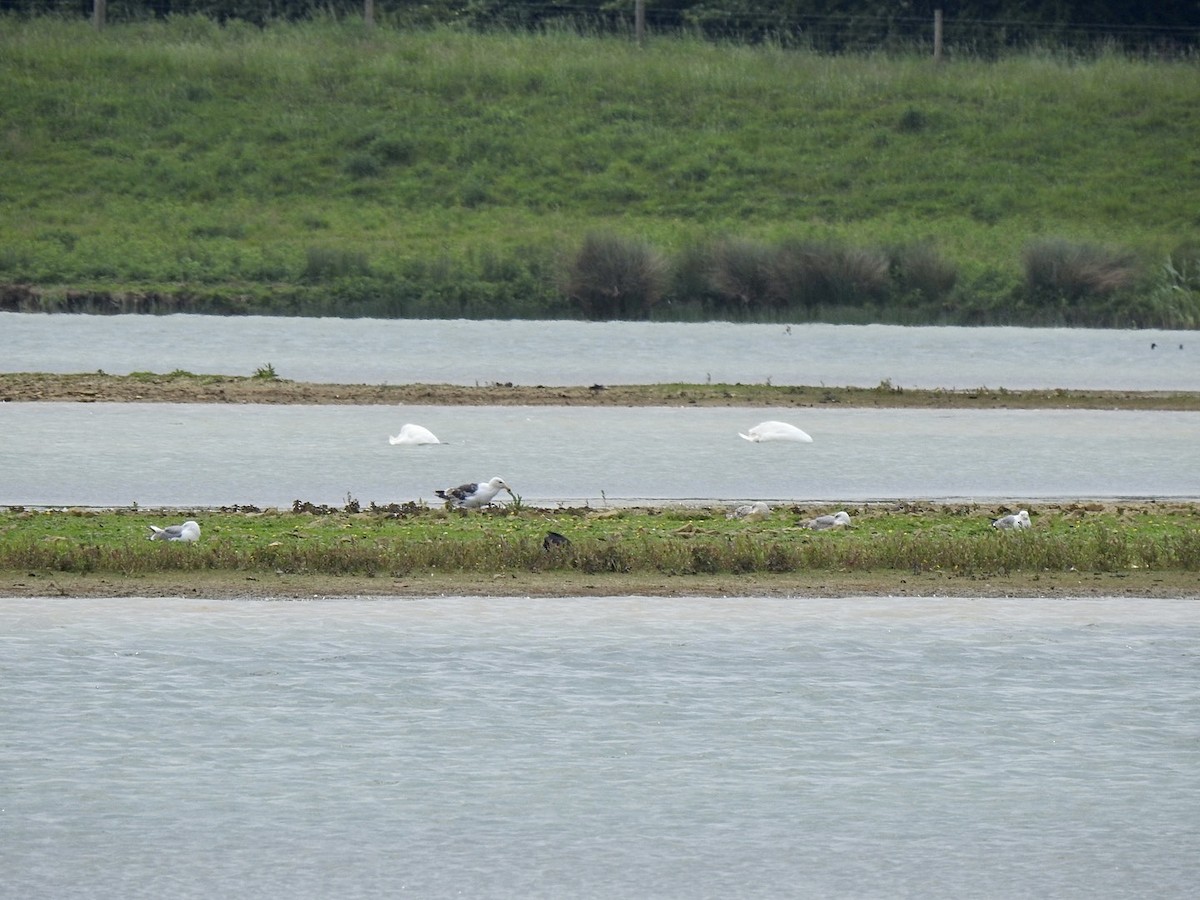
[3, 504, 1198, 580]
[2, 18, 1200, 324]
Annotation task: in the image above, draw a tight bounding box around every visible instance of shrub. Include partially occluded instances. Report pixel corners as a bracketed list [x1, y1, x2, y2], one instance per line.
[564, 231, 667, 320]
[707, 237, 775, 315]
[889, 241, 958, 304]
[770, 239, 891, 310]
[1022, 237, 1139, 303]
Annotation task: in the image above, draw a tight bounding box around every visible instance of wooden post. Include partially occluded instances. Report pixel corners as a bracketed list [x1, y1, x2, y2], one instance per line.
[933, 9, 943, 63]
[365, 0, 375, 27]
[635, 0, 645, 47]
[93, 0, 106, 30]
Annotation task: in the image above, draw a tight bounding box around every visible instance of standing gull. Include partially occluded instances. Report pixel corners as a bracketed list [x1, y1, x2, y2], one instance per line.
[435, 477, 513, 510]
[148, 520, 201, 542]
[389, 424, 441, 446]
[992, 510, 1031, 530]
[739, 421, 813, 443]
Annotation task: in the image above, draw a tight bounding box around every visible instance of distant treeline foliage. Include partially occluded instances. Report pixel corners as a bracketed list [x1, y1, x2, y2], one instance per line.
[3, 1, 1198, 52]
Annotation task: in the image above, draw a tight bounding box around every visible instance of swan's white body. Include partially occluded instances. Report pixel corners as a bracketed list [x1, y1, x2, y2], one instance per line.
[739, 421, 813, 443]
[389, 424, 441, 445]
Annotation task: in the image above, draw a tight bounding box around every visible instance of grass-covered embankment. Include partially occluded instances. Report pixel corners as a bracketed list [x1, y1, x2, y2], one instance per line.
[2, 18, 1199, 325]
[2, 503, 1198, 598]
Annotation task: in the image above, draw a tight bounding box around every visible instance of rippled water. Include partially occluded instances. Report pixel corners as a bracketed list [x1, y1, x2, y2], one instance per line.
[4, 313, 1197, 391]
[4, 595, 1199, 899]
[3, 403, 1198, 506]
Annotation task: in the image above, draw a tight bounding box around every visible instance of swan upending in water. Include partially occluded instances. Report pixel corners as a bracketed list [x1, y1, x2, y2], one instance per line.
[739, 421, 813, 443]
[148, 520, 201, 542]
[389, 424, 441, 445]
[435, 476, 513, 509]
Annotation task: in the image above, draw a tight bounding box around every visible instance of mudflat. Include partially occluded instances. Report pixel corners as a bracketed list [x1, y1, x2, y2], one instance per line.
[3, 372, 1199, 410]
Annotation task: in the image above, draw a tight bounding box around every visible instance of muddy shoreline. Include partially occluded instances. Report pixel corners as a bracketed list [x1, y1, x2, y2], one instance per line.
[2, 372, 1199, 409]
[4, 568, 1198, 601]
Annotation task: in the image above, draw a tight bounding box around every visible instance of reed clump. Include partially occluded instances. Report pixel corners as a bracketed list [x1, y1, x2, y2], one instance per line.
[3, 504, 1197, 582]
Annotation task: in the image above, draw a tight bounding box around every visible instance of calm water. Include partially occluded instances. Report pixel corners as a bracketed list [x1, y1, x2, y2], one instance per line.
[3, 313, 1197, 391]
[3, 403, 1198, 506]
[4, 595, 1199, 899]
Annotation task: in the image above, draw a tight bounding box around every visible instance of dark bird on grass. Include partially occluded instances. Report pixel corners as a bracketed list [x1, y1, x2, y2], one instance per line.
[543, 531, 571, 551]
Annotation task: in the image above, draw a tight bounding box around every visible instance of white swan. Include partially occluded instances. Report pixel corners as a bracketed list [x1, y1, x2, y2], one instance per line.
[389, 423, 441, 445]
[739, 421, 813, 443]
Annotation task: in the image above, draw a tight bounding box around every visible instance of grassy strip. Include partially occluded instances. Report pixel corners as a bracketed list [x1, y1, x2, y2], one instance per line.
[3, 371, 1200, 410]
[2, 20, 1200, 324]
[3, 503, 1198, 599]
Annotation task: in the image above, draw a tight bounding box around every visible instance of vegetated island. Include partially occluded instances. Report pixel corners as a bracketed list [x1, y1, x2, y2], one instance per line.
[3, 371, 1199, 410]
[1, 501, 1198, 601]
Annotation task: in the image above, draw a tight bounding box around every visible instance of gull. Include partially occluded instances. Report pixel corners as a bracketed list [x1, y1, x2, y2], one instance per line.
[148, 520, 201, 542]
[992, 510, 1031, 530]
[727, 501, 771, 521]
[804, 511, 851, 530]
[435, 476, 513, 510]
[739, 421, 813, 443]
[389, 424, 441, 445]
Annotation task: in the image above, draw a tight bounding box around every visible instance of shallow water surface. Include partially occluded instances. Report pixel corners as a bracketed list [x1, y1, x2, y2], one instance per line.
[3, 403, 1197, 506]
[5, 314, 1197, 391]
[4, 595, 1199, 899]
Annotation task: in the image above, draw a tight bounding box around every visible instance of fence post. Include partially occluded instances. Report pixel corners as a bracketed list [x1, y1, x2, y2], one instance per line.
[933, 9, 943, 62]
[93, 0, 106, 30]
[365, 0, 375, 27]
[635, 0, 645, 46]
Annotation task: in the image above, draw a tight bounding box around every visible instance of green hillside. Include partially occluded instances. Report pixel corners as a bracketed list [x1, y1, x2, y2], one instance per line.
[2, 17, 1198, 325]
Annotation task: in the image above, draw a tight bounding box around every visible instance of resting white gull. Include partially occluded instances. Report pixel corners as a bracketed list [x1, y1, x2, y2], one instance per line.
[739, 421, 813, 443]
[435, 476, 513, 510]
[389, 423, 441, 446]
[148, 520, 201, 542]
[992, 509, 1031, 530]
[727, 501, 771, 521]
[804, 511, 851, 530]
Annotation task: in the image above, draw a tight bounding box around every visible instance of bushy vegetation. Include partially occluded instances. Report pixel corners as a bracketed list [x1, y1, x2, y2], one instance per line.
[2, 503, 1198, 581]
[2, 18, 1199, 326]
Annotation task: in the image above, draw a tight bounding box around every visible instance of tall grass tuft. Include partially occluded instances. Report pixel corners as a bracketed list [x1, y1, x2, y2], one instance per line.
[889, 242, 959, 305]
[564, 231, 667, 320]
[707, 238, 775, 316]
[1023, 238, 1139, 304]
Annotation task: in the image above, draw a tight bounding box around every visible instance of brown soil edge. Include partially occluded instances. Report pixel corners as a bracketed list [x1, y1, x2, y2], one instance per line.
[3, 568, 1198, 600]
[2, 372, 1199, 409]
